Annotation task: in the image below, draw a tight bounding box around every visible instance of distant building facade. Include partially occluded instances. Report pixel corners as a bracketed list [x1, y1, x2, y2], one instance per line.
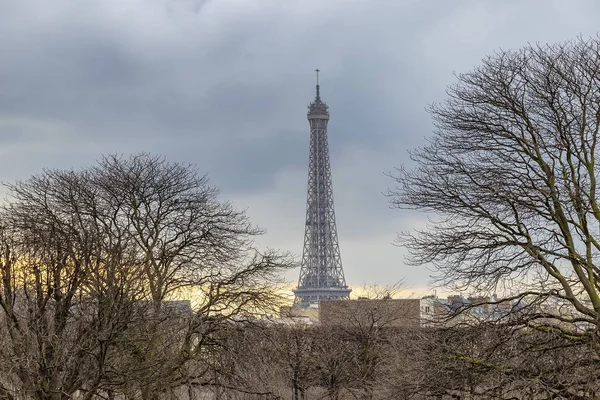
[319, 298, 421, 328]
[317, 295, 543, 328]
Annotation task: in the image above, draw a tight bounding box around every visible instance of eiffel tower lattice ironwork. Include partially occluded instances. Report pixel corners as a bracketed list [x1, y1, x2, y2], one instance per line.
[293, 70, 351, 308]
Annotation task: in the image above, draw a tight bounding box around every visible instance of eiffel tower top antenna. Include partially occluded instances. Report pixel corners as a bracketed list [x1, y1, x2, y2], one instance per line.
[315, 69, 320, 100]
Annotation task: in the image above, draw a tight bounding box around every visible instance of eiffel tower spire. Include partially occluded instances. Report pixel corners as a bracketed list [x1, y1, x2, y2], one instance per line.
[293, 71, 351, 308]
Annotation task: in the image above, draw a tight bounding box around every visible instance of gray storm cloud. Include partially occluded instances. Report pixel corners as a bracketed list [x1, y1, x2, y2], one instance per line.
[0, 0, 598, 292]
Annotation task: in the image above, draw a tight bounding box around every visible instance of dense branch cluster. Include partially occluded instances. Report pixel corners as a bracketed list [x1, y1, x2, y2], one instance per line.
[0, 153, 291, 400]
[389, 37, 600, 353]
[200, 312, 600, 400]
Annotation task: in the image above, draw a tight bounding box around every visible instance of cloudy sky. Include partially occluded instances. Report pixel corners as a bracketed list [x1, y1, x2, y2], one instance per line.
[1, 0, 599, 296]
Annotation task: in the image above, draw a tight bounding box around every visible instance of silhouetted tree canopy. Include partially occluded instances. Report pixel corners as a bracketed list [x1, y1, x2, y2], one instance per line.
[0, 153, 291, 400]
[390, 37, 600, 351]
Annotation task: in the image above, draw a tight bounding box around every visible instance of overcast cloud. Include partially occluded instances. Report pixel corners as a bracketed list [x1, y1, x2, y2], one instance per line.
[1, 0, 599, 296]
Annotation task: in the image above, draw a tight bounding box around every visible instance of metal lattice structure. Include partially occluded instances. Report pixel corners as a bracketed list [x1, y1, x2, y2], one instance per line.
[293, 70, 351, 308]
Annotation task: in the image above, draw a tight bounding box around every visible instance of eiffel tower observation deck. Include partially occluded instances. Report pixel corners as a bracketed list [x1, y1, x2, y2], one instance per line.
[293, 70, 351, 308]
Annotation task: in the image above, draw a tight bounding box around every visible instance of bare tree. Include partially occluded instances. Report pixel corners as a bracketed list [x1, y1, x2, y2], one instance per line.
[389, 37, 600, 351]
[395, 324, 600, 399]
[0, 153, 291, 399]
[268, 325, 317, 400]
[0, 168, 147, 400]
[318, 283, 416, 400]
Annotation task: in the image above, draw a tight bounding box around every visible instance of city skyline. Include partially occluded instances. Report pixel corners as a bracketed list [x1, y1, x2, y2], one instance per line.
[0, 1, 599, 296]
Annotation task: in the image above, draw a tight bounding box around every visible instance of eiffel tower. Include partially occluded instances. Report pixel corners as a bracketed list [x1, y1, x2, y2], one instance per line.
[293, 70, 351, 308]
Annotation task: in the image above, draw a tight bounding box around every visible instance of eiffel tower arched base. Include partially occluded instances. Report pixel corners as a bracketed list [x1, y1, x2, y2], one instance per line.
[292, 286, 351, 309]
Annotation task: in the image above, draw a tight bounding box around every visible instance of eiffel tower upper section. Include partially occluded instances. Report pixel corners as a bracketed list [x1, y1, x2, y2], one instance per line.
[293, 70, 351, 308]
